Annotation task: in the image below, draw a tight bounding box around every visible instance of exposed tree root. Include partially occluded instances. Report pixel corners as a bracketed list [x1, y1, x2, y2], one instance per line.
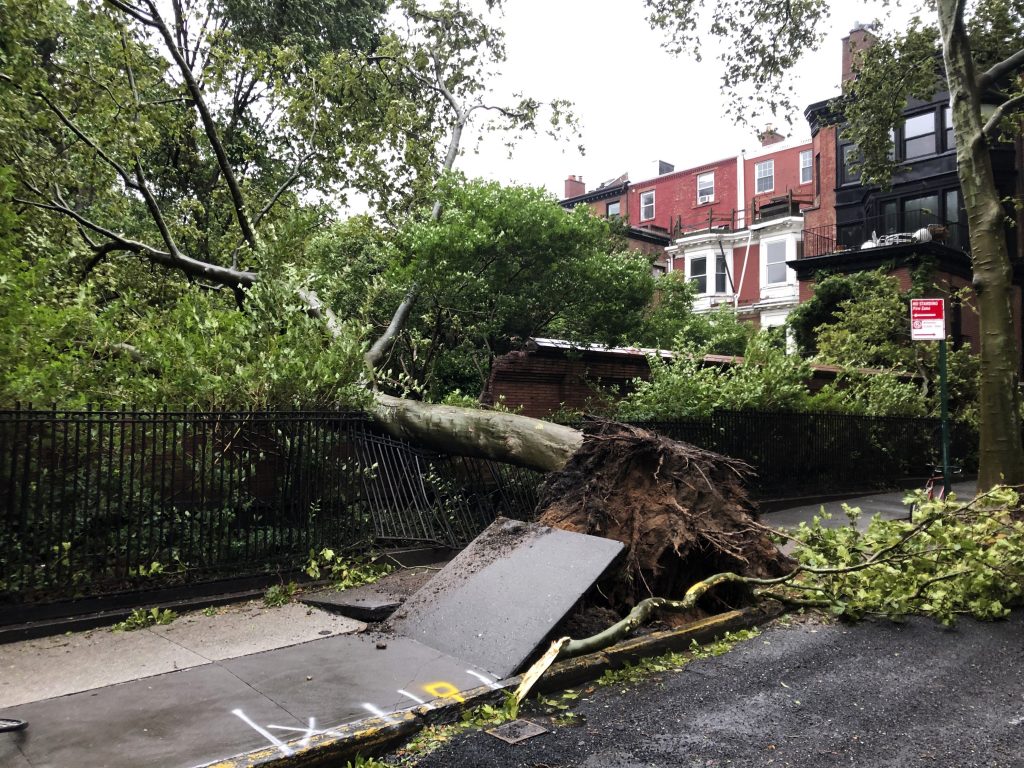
[536, 421, 793, 613]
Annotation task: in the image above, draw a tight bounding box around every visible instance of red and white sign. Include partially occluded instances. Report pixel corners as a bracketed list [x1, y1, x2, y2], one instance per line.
[910, 298, 945, 341]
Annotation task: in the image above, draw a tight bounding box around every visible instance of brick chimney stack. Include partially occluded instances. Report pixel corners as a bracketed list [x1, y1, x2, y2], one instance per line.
[564, 175, 586, 198]
[842, 23, 877, 83]
[758, 127, 785, 147]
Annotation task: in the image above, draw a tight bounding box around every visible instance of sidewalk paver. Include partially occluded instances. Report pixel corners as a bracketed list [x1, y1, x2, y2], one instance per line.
[0, 602, 363, 708]
[2, 633, 497, 768]
[391, 518, 623, 678]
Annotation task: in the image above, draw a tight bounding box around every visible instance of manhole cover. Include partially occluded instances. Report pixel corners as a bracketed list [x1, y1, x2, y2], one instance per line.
[486, 719, 549, 744]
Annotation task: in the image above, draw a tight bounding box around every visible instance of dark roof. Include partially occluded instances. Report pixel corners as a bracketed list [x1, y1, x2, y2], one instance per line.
[560, 179, 629, 208]
[788, 240, 972, 280]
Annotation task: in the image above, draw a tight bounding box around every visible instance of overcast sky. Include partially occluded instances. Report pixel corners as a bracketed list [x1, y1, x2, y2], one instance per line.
[454, 1, 913, 197]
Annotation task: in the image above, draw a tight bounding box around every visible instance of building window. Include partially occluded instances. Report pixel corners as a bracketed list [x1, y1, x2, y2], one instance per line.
[715, 252, 728, 293]
[882, 200, 898, 235]
[690, 255, 707, 293]
[697, 172, 714, 203]
[903, 110, 937, 159]
[764, 240, 788, 285]
[754, 160, 774, 194]
[689, 251, 727, 294]
[840, 143, 862, 185]
[943, 105, 955, 151]
[606, 200, 620, 217]
[799, 150, 812, 184]
[640, 190, 655, 221]
[903, 194, 940, 229]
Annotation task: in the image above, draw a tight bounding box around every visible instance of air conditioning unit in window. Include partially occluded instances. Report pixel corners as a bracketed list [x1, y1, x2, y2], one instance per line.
[698, 195, 713, 204]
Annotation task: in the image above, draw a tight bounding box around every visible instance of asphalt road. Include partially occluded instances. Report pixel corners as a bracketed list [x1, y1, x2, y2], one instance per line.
[407, 612, 1024, 768]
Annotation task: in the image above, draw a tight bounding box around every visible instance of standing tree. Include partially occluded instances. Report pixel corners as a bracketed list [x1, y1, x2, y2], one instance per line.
[644, 0, 1024, 488]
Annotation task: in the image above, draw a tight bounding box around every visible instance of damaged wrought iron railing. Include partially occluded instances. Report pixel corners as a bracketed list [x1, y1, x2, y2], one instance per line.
[0, 405, 541, 608]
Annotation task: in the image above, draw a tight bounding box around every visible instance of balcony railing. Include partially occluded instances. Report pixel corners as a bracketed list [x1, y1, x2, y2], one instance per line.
[671, 191, 812, 238]
[802, 213, 967, 259]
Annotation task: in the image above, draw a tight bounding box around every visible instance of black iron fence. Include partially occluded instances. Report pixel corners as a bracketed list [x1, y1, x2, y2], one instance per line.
[1, 405, 976, 611]
[0, 406, 539, 608]
[632, 411, 975, 499]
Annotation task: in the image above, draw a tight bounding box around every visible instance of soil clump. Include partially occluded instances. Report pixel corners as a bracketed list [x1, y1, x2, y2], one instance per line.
[537, 422, 792, 614]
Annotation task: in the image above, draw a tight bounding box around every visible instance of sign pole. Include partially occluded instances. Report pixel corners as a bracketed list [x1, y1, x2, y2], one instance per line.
[910, 297, 950, 494]
[939, 338, 950, 497]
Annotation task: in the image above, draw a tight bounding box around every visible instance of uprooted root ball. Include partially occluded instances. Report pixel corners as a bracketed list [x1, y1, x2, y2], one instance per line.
[537, 422, 793, 612]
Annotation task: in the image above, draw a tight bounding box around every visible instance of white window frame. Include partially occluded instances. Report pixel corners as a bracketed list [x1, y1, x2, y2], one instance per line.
[763, 239, 788, 286]
[799, 151, 812, 185]
[696, 172, 714, 204]
[754, 159, 774, 194]
[688, 251, 709, 294]
[640, 190, 655, 221]
[688, 249, 728, 296]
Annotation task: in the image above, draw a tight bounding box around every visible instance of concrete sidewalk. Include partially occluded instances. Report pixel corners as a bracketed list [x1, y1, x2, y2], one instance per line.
[0, 598, 500, 768]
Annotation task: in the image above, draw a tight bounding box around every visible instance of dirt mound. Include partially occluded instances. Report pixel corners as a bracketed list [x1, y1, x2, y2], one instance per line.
[537, 422, 792, 612]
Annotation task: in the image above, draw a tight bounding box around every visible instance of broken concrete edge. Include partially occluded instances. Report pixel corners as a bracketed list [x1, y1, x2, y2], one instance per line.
[197, 604, 783, 768]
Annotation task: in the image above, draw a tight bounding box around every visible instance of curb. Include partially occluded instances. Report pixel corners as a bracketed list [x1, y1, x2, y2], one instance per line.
[198, 604, 781, 768]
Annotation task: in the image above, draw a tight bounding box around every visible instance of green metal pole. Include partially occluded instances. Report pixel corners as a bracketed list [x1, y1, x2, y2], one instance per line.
[939, 338, 951, 497]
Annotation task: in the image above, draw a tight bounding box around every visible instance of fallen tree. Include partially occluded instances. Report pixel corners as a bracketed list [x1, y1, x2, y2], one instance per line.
[504, 486, 1024, 706]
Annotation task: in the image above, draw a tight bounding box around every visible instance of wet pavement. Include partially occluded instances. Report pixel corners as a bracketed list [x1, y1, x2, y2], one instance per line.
[764, 481, 976, 532]
[410, 611, 1024, 767]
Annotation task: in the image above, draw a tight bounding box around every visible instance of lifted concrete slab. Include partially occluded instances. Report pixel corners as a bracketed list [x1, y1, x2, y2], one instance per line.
[391, 517, 623, 679]
[300, 566, 438, 622]
[1, 634, 494, 768]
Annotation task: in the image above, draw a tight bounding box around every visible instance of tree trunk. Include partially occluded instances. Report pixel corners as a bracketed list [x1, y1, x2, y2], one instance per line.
[369, 393, 583, 473]
[937, 0, 1024, 488]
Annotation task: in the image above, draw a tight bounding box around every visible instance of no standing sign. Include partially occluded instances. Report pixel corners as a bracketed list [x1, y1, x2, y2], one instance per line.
[910, 298, 946, 341]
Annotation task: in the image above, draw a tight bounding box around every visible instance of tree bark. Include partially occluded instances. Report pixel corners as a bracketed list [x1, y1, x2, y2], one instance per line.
[370, 393, 582, 473]
[937, 0, 1024, 488]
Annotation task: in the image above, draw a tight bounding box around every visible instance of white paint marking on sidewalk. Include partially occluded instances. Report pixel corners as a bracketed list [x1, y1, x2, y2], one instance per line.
[268, 717, 342, 747]
[466, 670, 502, 690]
[362, 703, 398, 724]
[398, 689, 426, 705]
[232, 708, 294, 757]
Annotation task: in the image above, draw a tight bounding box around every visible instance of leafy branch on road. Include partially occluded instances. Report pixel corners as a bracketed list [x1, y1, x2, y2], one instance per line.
[556, 486, 1024, 665]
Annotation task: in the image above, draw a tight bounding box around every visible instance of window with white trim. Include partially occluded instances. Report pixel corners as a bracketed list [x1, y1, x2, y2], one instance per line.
[714, 252, 728, 293]
[690, 254, 707, 293]
[764, 240, 788, 285]
[799, 150, 812, 184]
[696, 172, 714, 203]
[689, 250, 728, 294]
[640, 190, 655, 221]
[754, 160, 774, 193]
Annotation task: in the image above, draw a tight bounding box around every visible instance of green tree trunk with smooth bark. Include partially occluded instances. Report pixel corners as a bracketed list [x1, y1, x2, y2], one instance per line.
[937, 0, 1024, 488]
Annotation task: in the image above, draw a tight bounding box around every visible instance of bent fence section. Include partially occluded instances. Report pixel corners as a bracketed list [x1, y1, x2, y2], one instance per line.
[0, 406, 539, 612]
[1, 406, 975, 612]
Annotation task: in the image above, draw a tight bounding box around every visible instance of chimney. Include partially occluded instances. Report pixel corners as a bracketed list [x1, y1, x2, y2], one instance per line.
[758, 126, 785, 147]
[842, 22, 877, 83]
[564, 175, 586, 198]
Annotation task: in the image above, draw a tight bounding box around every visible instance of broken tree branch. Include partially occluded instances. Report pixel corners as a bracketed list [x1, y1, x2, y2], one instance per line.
[976, 46, 1024, 92]
[134, 0, 257, 251]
